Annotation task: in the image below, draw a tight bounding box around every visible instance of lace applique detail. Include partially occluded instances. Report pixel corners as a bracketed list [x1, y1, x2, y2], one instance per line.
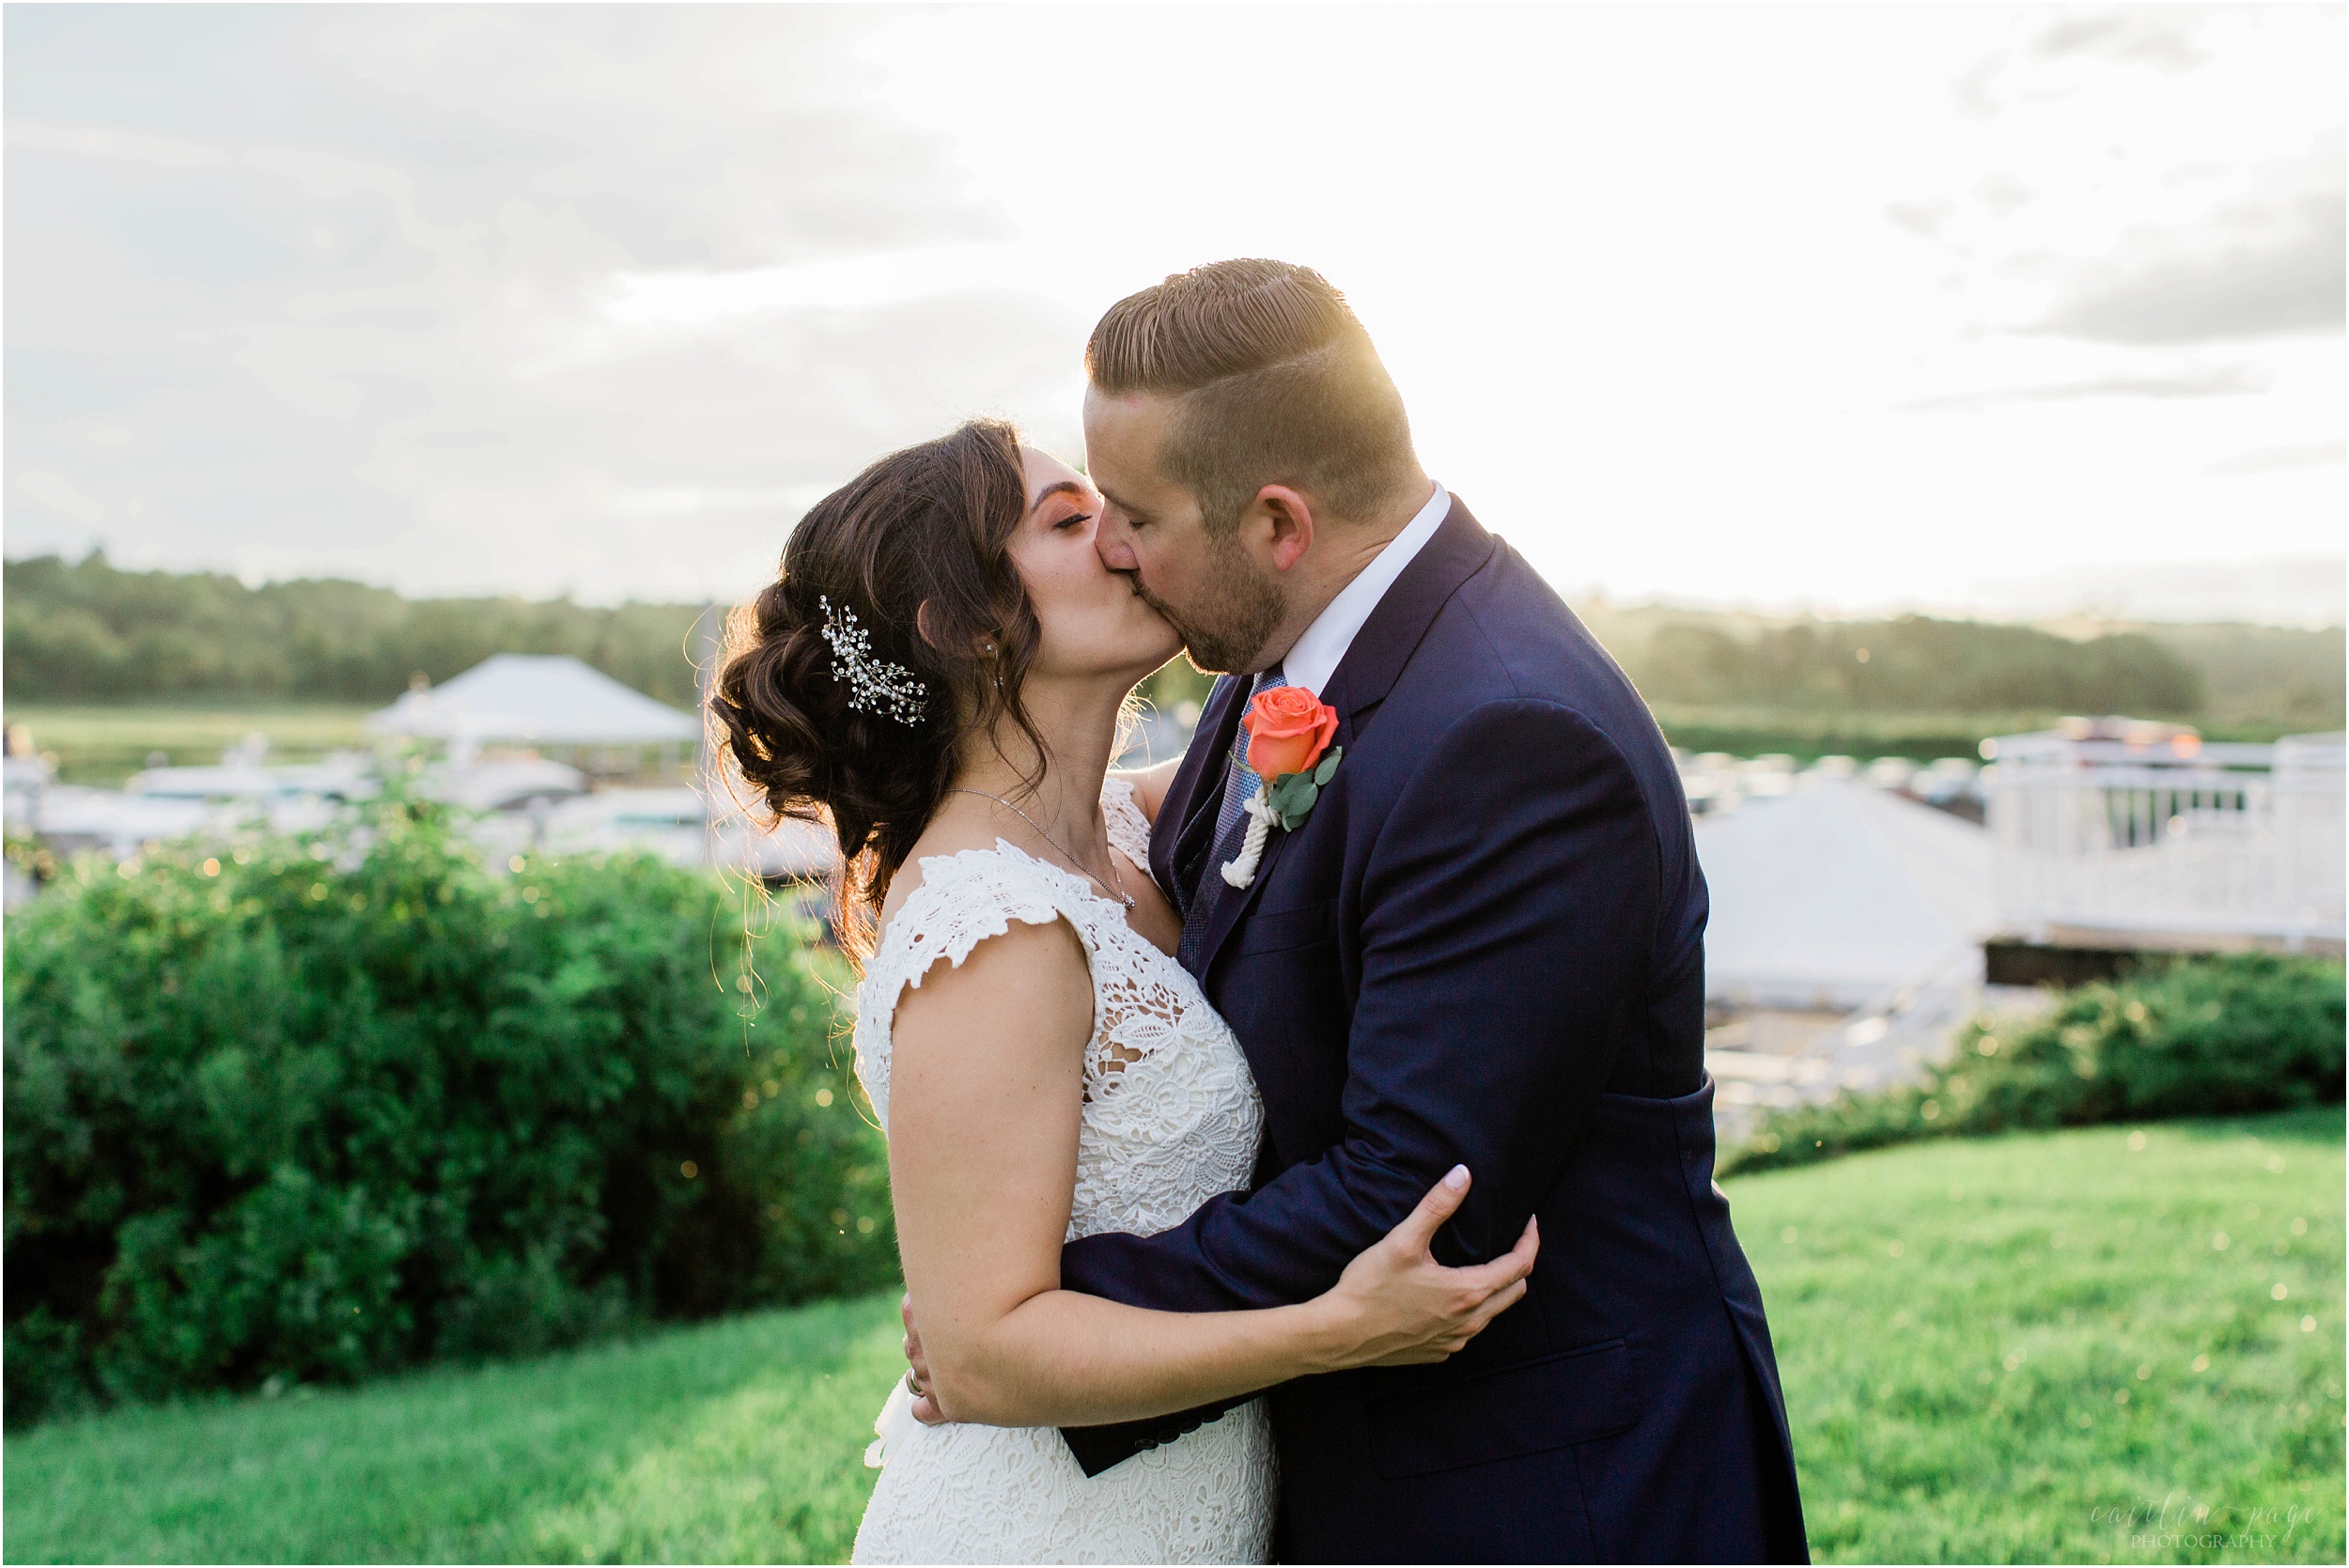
[854, 1400, 1275, 1564]
[852, 848, 1072, 1130]
[1085, 776, 1165, 1084]
[850, 820, 1263, 1238]
[849, 780, 1274, 1564]
[1101, 775, 1155, 875]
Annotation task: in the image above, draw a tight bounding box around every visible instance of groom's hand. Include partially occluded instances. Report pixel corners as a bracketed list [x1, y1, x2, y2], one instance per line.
[902, 1292, 947, 1424]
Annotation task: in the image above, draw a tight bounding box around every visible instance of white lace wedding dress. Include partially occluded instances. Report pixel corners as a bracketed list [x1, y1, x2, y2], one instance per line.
[848, 779, 1277, 1564]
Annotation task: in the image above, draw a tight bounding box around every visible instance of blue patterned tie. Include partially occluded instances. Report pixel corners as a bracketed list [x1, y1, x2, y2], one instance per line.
[1178, 666, 1288, 970]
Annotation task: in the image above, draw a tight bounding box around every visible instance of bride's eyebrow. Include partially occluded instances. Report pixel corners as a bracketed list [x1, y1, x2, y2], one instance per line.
[1029, 479, 1090, 513]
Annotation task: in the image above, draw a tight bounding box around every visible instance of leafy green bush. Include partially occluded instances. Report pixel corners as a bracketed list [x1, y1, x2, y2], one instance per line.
[1727, 954, 2345, 1176]
[4, 792, 894, 1424]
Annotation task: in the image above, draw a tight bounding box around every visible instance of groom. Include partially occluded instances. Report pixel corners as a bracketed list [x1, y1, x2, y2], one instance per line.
[928, 259, 1808, 1562]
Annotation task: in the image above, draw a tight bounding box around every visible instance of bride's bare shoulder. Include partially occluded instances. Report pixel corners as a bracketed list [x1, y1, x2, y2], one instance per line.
[878, 820, 1091, 1027]
[869, 804, 1084, 991]
[873, 796, 1010, 928]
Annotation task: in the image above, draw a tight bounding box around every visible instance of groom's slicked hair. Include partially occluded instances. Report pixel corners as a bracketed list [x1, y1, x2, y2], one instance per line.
[1086, 259, 1415, 534]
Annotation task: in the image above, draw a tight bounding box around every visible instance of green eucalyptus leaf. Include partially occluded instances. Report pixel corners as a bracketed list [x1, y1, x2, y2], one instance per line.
[1313, 747, 1344, 785]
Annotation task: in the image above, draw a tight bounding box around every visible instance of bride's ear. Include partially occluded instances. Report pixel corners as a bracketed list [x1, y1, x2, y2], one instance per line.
[916, 598, 998, 661]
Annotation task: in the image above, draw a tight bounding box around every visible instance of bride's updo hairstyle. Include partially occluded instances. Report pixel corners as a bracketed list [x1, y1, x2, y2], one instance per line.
[710, 419, 1046, 957]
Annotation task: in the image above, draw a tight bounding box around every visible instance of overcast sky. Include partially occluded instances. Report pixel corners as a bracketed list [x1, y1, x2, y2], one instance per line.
[7, 5, 2341, 623]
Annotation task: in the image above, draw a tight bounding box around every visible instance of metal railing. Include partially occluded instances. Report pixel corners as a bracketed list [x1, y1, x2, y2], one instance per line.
[1983, 726, 2345, 948]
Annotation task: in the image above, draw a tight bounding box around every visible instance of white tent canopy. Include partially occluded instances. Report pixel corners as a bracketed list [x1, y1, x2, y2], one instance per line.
[1696, 779, 1993, 1010]
[366, 655, 700, 747]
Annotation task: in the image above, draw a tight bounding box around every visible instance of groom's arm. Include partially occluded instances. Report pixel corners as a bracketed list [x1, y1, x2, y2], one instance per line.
[1061, 697, 1657, 1317]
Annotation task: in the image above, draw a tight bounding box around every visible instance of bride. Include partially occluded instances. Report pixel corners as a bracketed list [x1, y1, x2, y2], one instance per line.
[710, 420, 1538, 1563]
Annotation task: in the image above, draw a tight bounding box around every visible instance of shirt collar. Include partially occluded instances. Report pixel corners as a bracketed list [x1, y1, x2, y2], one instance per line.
[1277, 481, 1450, 698]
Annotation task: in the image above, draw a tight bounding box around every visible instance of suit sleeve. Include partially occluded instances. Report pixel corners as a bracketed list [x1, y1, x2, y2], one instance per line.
[1060, 695, 1659, 1317]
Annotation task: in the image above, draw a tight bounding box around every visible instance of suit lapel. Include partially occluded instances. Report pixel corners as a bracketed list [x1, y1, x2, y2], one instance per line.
[1155, 673, 1245, 908]
[1180, 782, 1295, 980]
[1183, 499, 1500, 983]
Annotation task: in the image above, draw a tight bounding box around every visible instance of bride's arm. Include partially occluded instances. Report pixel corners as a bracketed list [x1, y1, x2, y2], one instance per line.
[888, 918, 1533, 1429]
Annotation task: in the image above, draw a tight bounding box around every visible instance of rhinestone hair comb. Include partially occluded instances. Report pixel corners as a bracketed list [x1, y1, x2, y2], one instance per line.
[819, 595, 927, 725]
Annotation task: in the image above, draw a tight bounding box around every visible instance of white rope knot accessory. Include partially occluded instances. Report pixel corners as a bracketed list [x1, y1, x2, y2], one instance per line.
[818, 594, 927, 725]
[1218, 745, 1344, 891]
[1220, 785, 1283, 889]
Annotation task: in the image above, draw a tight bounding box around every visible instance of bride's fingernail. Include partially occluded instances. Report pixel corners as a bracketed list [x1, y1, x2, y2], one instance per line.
[1443, 1164, 1470, 1191]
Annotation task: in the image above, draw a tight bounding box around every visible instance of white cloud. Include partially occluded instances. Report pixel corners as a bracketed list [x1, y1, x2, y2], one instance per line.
[3, 4, 2339, 622]
[7, 120, 227, 167]
[605, 242, 1069, 327]
[2034, 181, 2343, 344]
[1898, 363, 2271, 411]
[2207, 440, 2346, 477]
[12, 469, 109, 525]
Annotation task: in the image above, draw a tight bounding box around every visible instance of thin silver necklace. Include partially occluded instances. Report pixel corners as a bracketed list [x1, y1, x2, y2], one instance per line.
[949, 787, 1136, 910]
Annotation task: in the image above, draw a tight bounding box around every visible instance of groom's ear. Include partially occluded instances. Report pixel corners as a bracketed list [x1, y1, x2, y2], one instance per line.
[1252, 485, 1316, 574]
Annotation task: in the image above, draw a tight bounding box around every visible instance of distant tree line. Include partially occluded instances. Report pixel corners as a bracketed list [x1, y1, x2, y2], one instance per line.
[1626, 616, 2204, 716]
[5, 553, 707, 706]
[5, 551, 2341, 727]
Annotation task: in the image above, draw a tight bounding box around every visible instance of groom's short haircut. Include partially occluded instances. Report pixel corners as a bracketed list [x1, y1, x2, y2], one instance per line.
[1086, 259, 1416, 534]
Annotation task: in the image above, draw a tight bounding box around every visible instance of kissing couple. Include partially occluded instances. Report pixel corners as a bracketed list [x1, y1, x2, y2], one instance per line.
[711, 259, 1809, 1564]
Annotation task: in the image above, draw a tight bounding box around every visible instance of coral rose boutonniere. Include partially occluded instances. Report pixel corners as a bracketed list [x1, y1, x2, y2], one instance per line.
[1221, 686, 1343, 889]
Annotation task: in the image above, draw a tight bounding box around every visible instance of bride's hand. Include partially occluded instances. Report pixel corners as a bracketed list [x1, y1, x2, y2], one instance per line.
[1316, 1166, 1539, 1370]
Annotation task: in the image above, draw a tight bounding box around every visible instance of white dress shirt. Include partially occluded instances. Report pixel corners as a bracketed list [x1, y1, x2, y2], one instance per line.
[1277, 481, 1451, 698]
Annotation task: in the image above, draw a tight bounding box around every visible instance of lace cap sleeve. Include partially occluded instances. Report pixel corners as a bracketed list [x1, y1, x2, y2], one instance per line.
[1102, 775, 1155, 871]
[850, 846, 1096, 1126]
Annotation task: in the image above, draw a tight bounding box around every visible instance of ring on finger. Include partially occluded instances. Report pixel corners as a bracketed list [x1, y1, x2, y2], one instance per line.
[905, 1368, 926, 1398]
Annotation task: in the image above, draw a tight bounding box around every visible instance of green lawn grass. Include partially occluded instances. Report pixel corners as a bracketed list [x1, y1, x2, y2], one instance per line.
[6, 1111, 2341, 1564]
[1, 1295, 905, 1564]
[1733, 1107, 2345, 1564]
[4, 704, 376, 784]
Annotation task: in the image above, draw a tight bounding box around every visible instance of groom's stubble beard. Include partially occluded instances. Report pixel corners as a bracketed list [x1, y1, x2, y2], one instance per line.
[1128, 529, 1287, 676]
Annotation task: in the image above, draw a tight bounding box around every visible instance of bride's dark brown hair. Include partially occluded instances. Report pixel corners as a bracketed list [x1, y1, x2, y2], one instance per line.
[709, 419, 1047, 959]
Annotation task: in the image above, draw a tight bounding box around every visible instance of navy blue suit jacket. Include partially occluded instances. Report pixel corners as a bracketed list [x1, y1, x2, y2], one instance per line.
[1057, 500, 1808, 1563]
